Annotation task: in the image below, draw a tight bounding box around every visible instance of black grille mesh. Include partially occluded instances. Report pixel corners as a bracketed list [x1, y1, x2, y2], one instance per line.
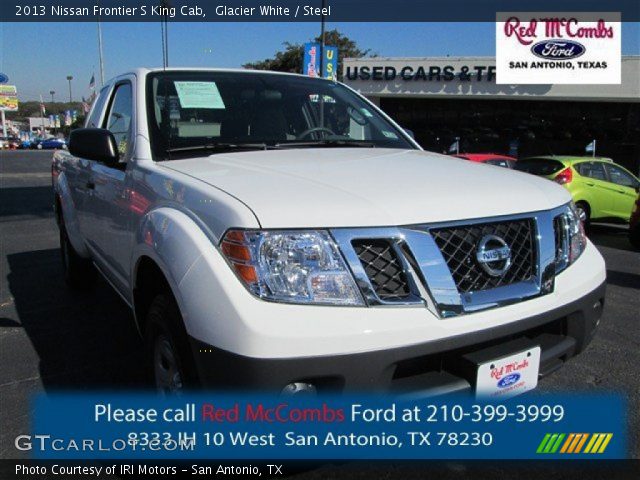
[352, 240, 411, 301]
[430, 219, 536, 294]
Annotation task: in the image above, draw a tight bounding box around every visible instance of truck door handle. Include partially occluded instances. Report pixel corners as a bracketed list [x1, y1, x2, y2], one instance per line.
[86, 181, 95, 190]
[585, 182, 594, 186]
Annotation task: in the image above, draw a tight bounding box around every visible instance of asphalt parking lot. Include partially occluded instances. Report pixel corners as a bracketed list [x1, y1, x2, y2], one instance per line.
[1, 150, 639, 474]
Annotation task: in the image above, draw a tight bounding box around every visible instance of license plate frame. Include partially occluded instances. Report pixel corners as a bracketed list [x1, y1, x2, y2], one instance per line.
[475, 346, 541, 399]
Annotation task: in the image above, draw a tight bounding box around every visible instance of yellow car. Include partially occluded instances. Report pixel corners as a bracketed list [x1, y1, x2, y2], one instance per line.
[515, 156, 640, 225]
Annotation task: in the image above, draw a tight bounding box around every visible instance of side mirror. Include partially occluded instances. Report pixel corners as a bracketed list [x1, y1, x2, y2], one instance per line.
[403, 128, 415, 139]
[69, 128, 119, 166]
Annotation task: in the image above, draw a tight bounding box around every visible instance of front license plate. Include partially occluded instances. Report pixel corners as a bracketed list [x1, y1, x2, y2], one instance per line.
[476, 346, 541, 399]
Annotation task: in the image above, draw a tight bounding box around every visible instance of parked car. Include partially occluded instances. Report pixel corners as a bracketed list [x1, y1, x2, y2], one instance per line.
[454, 153, 517, 168]
[52, 68, 605, 396]
[29, 138, 44, 149]
[1, 136, 20, 149]
[40, 137, 67, 150]
[515, 156, 640, 225]
[630, 192, 640, 250]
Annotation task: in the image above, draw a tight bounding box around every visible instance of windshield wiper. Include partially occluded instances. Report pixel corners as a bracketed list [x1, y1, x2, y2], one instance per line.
[276, 139, 377, 149]
[164, 142, 277, 156]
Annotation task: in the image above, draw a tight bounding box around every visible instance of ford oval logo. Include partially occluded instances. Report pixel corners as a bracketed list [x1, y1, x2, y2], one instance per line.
[497, 373, 521, 388]
[531, 40, 586, 60]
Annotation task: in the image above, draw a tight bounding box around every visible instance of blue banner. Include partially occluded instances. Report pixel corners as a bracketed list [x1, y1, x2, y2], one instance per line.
[323, 46, 338, 80]
[302, 42, 321, 77]
[24, 393, 627, 460]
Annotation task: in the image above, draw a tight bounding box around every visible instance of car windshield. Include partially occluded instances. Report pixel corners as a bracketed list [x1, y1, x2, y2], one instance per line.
[485, 158, 516, 168]
[514, 158, 564, 176]
[146, 71, 414, 159]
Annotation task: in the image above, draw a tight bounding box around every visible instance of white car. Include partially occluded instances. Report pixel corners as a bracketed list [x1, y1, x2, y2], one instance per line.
[52, 68, 606, 396]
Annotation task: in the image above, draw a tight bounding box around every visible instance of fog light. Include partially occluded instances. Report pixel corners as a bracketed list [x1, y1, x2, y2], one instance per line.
[281, 382, 317, 396]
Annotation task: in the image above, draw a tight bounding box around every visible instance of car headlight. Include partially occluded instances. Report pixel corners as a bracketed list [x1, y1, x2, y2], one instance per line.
[557, 202, 587, 271]
[220, 230, 364, 306]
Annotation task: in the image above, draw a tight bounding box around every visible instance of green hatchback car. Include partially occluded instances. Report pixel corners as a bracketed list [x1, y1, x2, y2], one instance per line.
[515, 156, 640, 224]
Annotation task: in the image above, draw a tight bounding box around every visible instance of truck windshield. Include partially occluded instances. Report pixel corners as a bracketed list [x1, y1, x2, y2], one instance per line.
[146, 71, 414, 159]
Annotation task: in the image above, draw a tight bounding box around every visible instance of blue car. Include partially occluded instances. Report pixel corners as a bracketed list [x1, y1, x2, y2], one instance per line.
[39, 138, 67, 150]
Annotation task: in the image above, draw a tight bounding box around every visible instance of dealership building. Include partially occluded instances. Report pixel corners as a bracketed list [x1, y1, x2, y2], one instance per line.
[342, 56, 640, 174]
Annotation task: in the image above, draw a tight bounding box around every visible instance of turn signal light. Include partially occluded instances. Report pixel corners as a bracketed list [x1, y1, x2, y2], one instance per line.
[554, 167, 573, 185]
[221, 241, 252, 262]
[220, 230, 258, 285]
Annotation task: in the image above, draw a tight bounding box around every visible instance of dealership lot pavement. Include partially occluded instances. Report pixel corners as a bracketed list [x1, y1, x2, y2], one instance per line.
[1, 151, 639, 473]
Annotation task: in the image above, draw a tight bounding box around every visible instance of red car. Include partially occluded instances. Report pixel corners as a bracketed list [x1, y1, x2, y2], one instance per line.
[454, 153, 517, 169]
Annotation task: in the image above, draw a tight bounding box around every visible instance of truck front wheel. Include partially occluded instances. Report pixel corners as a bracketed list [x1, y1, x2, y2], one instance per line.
[145, 294, 200, 393]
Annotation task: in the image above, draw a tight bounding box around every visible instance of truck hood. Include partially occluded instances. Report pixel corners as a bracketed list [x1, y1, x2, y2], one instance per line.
[161, 148, 571, 228]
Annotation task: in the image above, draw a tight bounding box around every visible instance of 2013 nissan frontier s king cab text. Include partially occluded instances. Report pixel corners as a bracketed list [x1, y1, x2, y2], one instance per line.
[52, 68, 606, 397]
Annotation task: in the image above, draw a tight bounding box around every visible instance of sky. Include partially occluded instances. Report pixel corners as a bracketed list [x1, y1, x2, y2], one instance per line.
[2, 21, 639, 101]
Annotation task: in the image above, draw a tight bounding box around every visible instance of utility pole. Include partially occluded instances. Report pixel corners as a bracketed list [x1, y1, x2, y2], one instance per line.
[97, 19, 105, 85]
[40, 94, 46, 137]
[66, 76, 73, 102]
[50, 90, 55, 103]
[319, 0, 326, 78]
[318, 0, 326, 127]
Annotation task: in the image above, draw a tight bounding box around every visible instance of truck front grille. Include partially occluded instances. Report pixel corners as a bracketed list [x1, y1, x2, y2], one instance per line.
[352, 239, 411, 301]
[430, 219, 536, 294]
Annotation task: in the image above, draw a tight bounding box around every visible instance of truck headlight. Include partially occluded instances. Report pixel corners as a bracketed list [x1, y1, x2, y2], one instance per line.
[567, 202, 587, 263]
[221, 230, 364, 306]
[557, 202, 586, 270]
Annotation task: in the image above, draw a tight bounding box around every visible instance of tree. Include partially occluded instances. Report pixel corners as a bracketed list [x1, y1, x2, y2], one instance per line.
[243, 29, 371, 81]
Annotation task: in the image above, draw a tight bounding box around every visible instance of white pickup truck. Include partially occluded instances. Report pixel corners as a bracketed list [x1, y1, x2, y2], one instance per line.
[52, 68, 606, 397]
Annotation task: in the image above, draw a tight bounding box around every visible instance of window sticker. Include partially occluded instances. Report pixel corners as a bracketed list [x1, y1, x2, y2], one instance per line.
[382, 130, 398, 139]
[174, 81, 226, 109]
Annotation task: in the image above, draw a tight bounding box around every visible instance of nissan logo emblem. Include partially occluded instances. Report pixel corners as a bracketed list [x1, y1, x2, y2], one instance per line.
[476, 235, 512, 277]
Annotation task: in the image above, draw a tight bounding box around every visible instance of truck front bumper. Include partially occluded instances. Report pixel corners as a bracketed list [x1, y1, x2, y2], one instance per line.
[189, 280, 605, 394]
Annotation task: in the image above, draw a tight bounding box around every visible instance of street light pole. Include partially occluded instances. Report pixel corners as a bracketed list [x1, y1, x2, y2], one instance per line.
[50, 90, 55, 103]
[66, 76, 73, 102]
[97, 19, 105, 86]
[319, 0, 326, 78]
[318, 0, 326, 127]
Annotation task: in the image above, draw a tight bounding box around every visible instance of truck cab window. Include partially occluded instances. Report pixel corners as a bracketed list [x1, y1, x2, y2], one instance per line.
[85, 86, 110, 128]
[104, 83, 133, 161]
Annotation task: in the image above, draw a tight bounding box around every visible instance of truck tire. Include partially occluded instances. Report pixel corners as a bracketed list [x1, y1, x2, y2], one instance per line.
[145, 293, 200, 393]
[60, 222, 95, 289]
[630, 224, 640, 251]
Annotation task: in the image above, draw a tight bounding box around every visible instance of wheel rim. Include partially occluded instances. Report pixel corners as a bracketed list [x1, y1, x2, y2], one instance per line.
[577, 206, 587, 223]
[154, 335, 183, 394]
